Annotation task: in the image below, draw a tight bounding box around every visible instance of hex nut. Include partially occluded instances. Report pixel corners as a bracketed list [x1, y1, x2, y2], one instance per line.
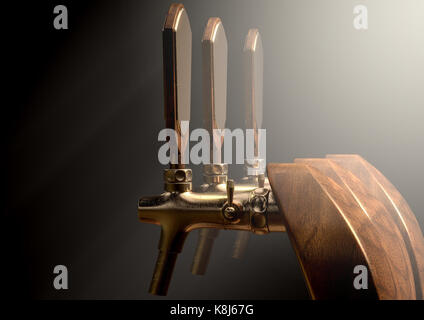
[164, 169, 192, 183]
[203, 163, 228, 176]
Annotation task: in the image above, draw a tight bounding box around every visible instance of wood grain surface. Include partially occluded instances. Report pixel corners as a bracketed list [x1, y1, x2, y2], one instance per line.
[294, 158, 415, 299]
[267, 158, 424, 299]
[326, 154, 424, 299]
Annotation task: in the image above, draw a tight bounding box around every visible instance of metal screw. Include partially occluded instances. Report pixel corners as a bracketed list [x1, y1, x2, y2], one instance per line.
[224, 206, 237, 220]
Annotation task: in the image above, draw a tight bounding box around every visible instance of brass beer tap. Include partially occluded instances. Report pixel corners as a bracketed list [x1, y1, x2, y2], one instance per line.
[138, 3, 424, 299]
[138, 4, 281, 296]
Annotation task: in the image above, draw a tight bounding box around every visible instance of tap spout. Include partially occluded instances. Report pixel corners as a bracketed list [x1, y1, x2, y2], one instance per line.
[138, 183, 283, 295]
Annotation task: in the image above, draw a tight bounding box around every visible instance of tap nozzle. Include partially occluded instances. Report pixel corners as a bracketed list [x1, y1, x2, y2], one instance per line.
[191, 228, 219, 275]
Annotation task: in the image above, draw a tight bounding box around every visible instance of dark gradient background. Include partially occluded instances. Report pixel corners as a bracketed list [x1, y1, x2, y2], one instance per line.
[3, 0, 424, 299]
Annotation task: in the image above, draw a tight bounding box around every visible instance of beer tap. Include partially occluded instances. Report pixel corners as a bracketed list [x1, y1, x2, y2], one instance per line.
[139, 5, 282, 295]
[233, 28, 266, 259]
[191, 17, 228, 275]
[137, 3, 424, 299]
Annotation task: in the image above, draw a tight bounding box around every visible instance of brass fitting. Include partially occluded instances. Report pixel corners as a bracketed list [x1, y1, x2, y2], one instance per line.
[164, 168, 192, 192]
[138, 178, 283, 295]
[138, 4, 284, 297]
[203, 163, 228, 185]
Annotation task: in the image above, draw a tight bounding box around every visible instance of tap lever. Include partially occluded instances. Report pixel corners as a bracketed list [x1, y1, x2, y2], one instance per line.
[146, 4, 193, 295]
[226, 179, 235, 206]
[244, 28, 264, 161]
[191, 17, 229, 276]
[233, 29, 265, 259]
[163, 3, 192, 168]
[202, 17, 228, 163]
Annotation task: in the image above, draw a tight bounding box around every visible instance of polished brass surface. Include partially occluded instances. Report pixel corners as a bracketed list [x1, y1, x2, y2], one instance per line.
[226, 179, 234, 206]
[163, 4, 192, 168]
[232, 231, 250, 259]
[191, 228, 219, 275]
[191, 178, 262, 273]
[202, 163, 228, 185]
[244, 28, 263, 159]
[202, 17, 228, 162]
[202, 175, 227, 185]
[203, 163, 228, 175]
[191, 17, 229, 275]
[232, 29, 266, 258]
[138, 181, 281, 295]
[164, 168, 192, 192]
[143, 5, 282, 295]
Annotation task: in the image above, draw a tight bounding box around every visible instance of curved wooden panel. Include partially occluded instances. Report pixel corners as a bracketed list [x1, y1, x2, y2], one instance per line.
[267, 163, 404, 299]
[294, 158, 415, 299]
[326, 154, 424, 299]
